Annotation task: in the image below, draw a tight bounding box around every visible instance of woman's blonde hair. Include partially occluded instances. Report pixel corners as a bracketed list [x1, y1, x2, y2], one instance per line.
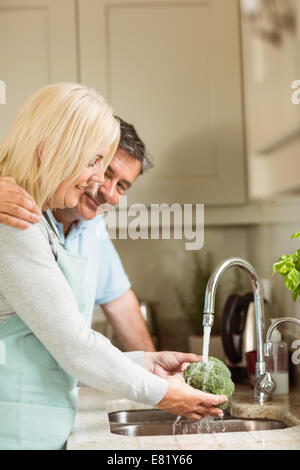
[0, 83, 120, 207]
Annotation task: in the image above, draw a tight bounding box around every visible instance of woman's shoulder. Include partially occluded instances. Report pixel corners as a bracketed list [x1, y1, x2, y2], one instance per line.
[0, 220, 47, 236]
[0, 221, 51, 252]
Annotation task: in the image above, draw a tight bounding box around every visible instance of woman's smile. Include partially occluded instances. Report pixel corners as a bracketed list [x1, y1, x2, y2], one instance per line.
[84, 190, 101, 206]
[75, 184, 89, 191]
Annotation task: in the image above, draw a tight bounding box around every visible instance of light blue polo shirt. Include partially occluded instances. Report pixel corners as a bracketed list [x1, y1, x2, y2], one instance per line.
[47, 211, 131, 326]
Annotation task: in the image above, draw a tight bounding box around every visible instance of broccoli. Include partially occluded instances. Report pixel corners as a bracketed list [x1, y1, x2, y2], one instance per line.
[183, 356, 235, 410]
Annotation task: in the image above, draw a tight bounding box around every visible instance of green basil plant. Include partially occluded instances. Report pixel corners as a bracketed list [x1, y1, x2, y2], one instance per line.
[273, 231, 300, 301]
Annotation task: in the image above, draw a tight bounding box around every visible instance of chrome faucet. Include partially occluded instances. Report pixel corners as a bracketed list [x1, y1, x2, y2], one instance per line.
[265, 317, 300, 356]
[203, 257, 275, 403]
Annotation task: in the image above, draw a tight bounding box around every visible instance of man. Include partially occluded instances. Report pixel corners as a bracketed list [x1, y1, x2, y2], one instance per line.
[0, 118, 155, 352]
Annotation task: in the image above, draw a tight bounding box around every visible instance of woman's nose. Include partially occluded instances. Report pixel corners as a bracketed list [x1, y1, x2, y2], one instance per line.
[91, 160, 105, 184]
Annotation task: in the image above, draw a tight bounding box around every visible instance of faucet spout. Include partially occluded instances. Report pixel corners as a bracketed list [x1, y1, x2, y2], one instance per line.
[265, 317, 300, 356]
[203, 257, 270, 402]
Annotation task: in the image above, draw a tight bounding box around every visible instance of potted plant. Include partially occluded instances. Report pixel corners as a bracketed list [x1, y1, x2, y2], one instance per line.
[273, 231, 300, 301]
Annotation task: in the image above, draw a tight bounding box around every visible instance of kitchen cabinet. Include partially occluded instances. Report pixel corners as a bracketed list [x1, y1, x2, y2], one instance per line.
[78, 0, 247, 205]
[0, 0, 247, 206]
[241, 1, 300, 199]
[0, 0, 78, 142]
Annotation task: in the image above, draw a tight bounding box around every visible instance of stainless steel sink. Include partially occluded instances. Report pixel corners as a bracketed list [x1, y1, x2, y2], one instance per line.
[109, 408, 231, 424]
[109, 409, 190, 424]
[109, 409, 287, 436]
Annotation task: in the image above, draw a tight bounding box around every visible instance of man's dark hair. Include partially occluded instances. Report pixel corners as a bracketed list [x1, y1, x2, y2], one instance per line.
[115, 116, 153, 175]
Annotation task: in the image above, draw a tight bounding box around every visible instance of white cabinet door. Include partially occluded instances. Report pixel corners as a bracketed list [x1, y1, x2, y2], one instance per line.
[242, 2, 300, 199]
[78, 0, 246, 205]
[0, 0, 77, 142]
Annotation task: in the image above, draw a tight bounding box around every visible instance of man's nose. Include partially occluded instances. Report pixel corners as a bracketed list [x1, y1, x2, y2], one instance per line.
[100, 181, 120, 206]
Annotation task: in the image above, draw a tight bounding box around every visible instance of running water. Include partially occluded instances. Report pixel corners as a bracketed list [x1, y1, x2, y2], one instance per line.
[202, 360, 214, 391]
[172, 321, 225, 436]
[171, 359, 225, 435]
[196, 415, 215, 433]
[172, 413, 225, 435]
[172, 415, 182, 435]
[202, 325, 211, 363]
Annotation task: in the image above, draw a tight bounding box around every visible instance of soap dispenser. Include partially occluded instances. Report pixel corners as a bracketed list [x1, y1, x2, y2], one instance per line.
[266, 319, 289, 395]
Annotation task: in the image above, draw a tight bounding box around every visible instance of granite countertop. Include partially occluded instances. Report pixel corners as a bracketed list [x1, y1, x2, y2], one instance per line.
[67, 385, 300, 450]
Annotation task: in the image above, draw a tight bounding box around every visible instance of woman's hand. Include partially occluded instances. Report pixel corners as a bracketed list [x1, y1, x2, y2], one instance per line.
[143, 351, 202, 378]
[0, 177, 41, 229]
[144, 352, 227, 421]
[156, 374, 227, 421]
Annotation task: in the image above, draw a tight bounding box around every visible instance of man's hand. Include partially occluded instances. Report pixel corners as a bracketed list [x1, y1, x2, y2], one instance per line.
[156, 374, 227, 421]
[143, 351, 202, 378]
[0, 177, 41, 229]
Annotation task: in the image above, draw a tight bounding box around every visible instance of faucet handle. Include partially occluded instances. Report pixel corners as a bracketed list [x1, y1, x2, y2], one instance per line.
[255, 372, 276, 396]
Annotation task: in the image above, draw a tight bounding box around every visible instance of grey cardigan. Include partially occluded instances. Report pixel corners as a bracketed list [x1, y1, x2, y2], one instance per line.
[0, 220, 167, 405]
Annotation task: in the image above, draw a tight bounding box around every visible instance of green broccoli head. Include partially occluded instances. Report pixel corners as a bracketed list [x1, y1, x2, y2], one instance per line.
[183, 357, 235, 410]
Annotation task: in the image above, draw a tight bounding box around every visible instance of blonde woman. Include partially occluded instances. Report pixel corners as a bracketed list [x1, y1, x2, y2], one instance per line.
[0, 83, 226, 450]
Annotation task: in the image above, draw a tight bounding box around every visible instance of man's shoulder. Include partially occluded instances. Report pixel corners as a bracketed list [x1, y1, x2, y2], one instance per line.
[84, 214, 106, 230]
[82, 214, 111, 242]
